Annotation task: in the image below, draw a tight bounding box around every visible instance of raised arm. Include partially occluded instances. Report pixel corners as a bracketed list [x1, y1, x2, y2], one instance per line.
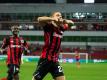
[37, 16, 56, 22]
[61, 19, 74, 25]
[37, 16, 59, 27]
[37, 16, 58, 23]
[23, 40, 30, 54]
[37, 12, 75, 28]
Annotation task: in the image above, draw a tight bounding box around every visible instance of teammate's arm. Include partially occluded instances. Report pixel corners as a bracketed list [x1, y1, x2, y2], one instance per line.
[23, 40, 30, 54]
[0, 38, 9, 54]
[0, 48, 3, 54]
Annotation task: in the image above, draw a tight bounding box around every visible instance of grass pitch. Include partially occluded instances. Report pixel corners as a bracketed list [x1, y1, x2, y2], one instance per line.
[0, 61, 107, 80]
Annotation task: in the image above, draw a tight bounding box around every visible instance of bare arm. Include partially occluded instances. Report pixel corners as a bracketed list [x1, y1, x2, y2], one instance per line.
[63, 19, 74, 25]
[1, 38, 8, 50]
[0, 48, 5, 54]
[37, 16, 56, 23]
[23, 40, 30, 54]
[37, 16, 74, 28]
[62, 19, 77, 29]
[37, 16, 59, 27]
[0, 38, 9, 54]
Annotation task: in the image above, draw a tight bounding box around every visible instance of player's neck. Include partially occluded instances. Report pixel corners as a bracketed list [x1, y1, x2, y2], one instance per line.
[13, 34, 19, 37]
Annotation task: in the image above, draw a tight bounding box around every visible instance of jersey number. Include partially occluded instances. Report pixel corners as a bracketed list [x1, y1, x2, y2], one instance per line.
[58, 66, 63, 72]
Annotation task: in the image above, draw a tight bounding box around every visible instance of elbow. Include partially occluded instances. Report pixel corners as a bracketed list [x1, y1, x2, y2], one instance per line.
[72, 22, 74, 25]
[37, 16, 46, 22]
[37, 17, 41, 22]
[70, 20, 74, 24]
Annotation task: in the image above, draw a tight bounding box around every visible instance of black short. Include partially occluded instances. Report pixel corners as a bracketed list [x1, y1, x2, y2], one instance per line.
[7, 64, 20, 75]
[33, 58, 64, 79]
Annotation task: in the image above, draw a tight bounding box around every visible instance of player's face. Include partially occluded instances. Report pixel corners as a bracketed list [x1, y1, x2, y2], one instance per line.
[52, 12, 62, 20]
[11, 26, 19, 36]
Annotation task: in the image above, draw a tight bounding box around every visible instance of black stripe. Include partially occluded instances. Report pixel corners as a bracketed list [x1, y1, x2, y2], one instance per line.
[51, 37, 58, 59]
[18, 38, 21, 64]
[10, 37, 13, 64]
[55, 39, 61, 53]
[46, 31, 54, 59]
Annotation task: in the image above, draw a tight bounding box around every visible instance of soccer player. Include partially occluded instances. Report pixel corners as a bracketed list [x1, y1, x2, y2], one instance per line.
[0, 25, 29, 80]
[75, 50, 80, 68]
[32, 11, 74, 80]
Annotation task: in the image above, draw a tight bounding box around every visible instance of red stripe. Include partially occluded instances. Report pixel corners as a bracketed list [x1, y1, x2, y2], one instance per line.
[48, 55, 51, 61]
[11, 37, 15, 64]
[41, 32, 50, 58]
[54, 53, 58, 62]
[7, 48, 10, 64]
[41, 51, 46, 58]
[51, 36, 56, 49]
[47, 34, 54, 61]
[48, 36, 57, 60]
[7, 37, 12, 64]
[54, 38, 61, 61]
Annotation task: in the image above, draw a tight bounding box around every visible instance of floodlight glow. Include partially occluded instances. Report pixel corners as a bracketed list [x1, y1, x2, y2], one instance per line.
[84, 0, 95, 3]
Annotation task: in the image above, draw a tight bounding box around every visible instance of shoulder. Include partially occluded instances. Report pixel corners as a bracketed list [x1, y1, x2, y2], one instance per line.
[43, 23, 53, 30]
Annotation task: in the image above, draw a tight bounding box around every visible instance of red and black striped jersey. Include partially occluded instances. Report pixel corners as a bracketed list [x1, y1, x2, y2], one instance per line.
[1, 36, 28, 65]
[75, 53, 80, 59]
[41, 23, 68, 62]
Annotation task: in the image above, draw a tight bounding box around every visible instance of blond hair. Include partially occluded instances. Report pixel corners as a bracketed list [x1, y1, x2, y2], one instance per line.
[50, 11, 61, 17]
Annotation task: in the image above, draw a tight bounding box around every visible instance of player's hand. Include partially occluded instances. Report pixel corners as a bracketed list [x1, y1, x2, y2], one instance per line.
[58, 18, 64, 24]
[27, 50, 30, 54]
[0, 48, 3, 54]
[53, 17, 63, 23]
[52, 18, 63, 27]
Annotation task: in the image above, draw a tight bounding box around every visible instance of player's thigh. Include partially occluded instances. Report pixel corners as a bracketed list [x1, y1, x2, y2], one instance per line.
[55, 75, 66, 80]
[7, 64, 19, 74]
[50, 62, 64, 79]
[33, 59, 50, 79]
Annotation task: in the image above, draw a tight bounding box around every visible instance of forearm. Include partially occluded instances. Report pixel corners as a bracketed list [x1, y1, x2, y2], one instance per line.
[0, 48, 5, 54]
[37, 16, 55, 22]
[63, 19, 74, 25]
[24, 47, 30, 54]
[62, 19, 76, 29]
